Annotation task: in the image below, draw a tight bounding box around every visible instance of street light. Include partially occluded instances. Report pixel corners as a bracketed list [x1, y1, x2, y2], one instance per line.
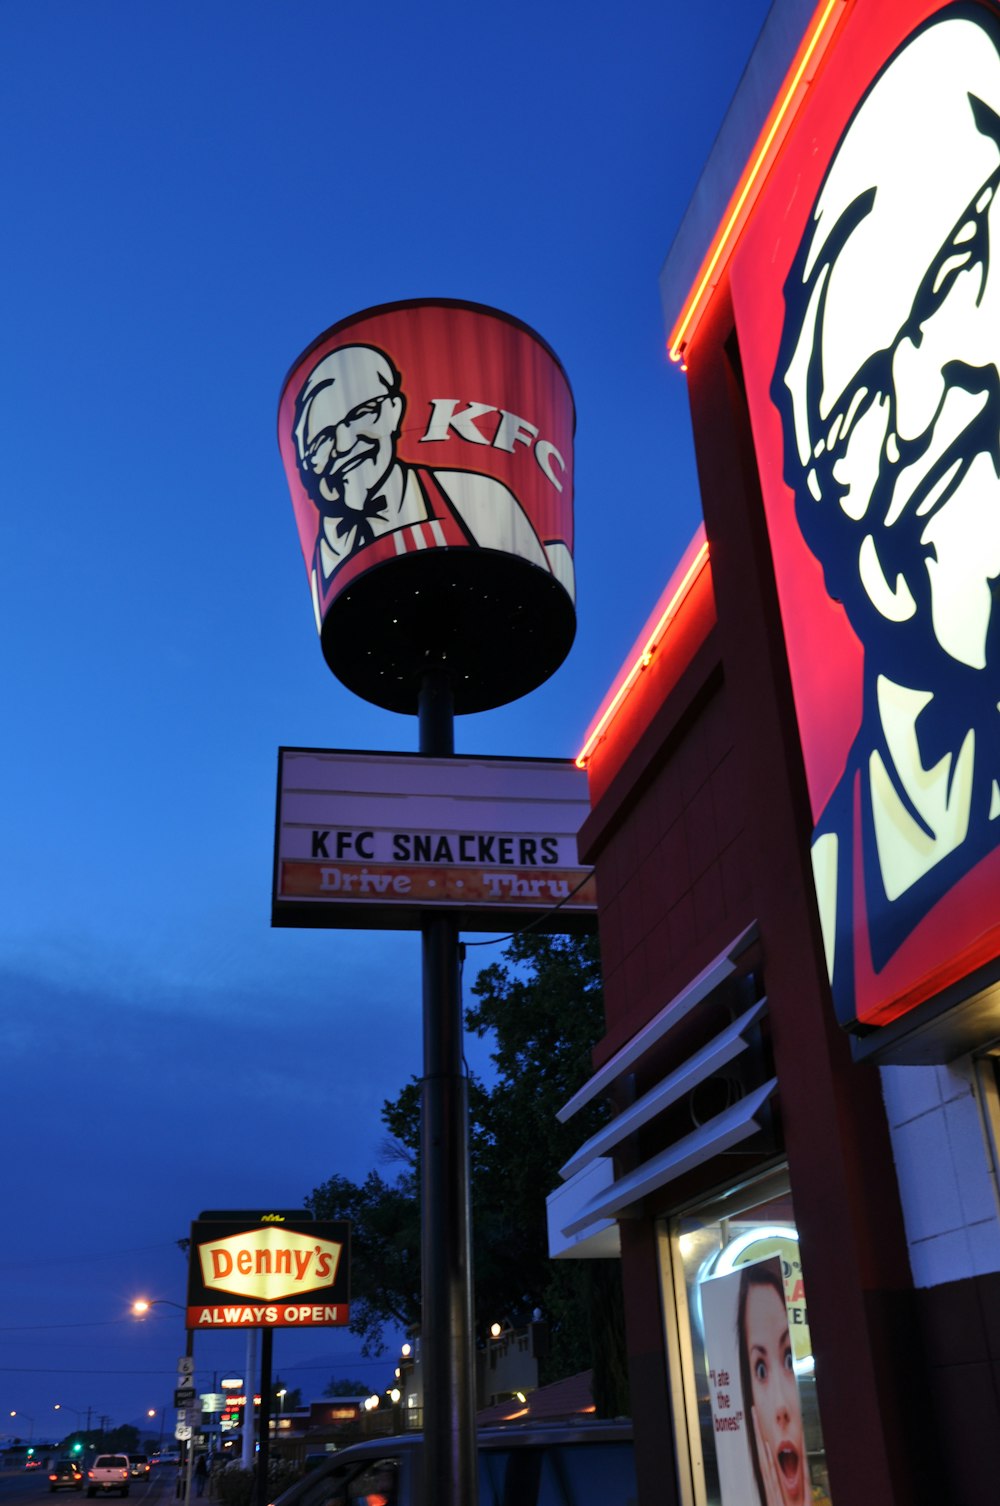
[54, 1403, 90, 1451]
[54, 1404, 86, 1423]
[9, 1411, 35, 1440]
[132, 1298, 193, 1499]
[132, 1297, 186, 1317]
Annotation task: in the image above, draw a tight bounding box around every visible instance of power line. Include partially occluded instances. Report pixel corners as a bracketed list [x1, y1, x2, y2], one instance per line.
[0, 1365, 181, 1376]
[0, 1241, 181, 1273]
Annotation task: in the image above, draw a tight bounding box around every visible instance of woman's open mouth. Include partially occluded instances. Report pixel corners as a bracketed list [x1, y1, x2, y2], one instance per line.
[776, 1443, 803, 1500]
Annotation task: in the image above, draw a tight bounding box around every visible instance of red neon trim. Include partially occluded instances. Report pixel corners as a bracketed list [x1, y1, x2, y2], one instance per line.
[576, 530, 710, 769]
[668, 0, 850, 365]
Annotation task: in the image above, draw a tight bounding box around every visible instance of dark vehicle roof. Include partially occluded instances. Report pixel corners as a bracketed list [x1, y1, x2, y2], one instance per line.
[270, 1421, 634, 1506]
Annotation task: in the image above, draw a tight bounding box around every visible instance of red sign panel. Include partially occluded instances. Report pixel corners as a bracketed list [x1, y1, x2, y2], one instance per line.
[731, 0, 1000, 1031]
[277, 300, 576, 714]
[190, 1303, 347, 1329]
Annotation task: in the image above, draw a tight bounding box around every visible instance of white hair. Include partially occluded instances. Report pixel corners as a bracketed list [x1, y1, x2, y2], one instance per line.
[781, 11, 1000, 472]
[293, 344, 400, 461]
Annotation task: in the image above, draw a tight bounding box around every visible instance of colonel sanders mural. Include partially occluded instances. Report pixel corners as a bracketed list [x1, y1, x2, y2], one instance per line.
[771, 5, 1000, 1023]
[292, 343, 575, 636]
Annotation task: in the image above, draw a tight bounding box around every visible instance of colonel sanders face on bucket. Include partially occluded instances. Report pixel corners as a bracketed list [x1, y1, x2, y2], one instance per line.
[772, 7, 1000, 1014]
[293, 345, 406, 548]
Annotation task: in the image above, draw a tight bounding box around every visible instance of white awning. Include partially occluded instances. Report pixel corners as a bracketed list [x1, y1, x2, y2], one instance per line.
[560, 1079, 777, 1239]
[546, 921, 770, 1259]
[559, 999, 767, 1182]
[556, 922, 757, 1124]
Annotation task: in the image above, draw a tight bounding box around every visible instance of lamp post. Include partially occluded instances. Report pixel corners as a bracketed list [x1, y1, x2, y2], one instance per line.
[132, 1298, 186, 1318]
[54, 1404, 90, 1455]
[132, 1299, 194, 1502]
[9, 1411, 35, 1441]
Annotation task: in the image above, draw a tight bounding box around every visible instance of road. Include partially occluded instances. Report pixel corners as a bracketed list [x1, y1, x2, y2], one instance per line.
[0, 1469, 190, 1506]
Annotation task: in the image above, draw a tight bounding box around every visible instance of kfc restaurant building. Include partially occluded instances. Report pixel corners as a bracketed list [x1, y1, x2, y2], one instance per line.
[547, 1, 1000, 1503]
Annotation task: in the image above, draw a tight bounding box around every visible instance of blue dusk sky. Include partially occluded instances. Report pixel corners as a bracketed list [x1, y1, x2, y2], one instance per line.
[1, 0, 772, 1434]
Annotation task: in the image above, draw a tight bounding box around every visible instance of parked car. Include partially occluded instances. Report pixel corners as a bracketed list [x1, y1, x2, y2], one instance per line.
[85, 1456, 130, 1497]
[269, 1421, 636, 1506]
[49, 1461, 84, 1492]
[128, 1457, 150, 1480]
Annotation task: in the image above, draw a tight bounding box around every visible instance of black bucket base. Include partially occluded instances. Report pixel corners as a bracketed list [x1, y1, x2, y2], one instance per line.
[320, 548, 575, 715]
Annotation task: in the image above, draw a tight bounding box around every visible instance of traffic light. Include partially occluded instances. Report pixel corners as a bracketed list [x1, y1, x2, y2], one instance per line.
[71, 1443, 83, 1455]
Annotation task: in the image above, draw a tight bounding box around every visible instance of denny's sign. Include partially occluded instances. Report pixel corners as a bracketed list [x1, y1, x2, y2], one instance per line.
[272, 749, 596, 933]
[186, 1219, 350, 1328]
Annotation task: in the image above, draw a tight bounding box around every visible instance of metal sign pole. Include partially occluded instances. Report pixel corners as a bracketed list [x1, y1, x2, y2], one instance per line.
[177, 1331, 192, 1493]
[255, 1329, 273, 1506]
[419, 669, 478, 1506]
[182, 1331, 194, 1504]
[242, 1329, 258, 1469]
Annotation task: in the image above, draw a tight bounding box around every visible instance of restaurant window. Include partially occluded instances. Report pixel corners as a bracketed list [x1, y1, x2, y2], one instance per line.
[659, 1168, 832, 1506]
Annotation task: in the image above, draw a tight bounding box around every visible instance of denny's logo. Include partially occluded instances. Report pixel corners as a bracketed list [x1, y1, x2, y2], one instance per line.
[198, 1226, 342, 1301]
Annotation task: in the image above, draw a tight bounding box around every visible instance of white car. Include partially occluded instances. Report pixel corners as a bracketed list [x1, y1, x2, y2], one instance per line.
[85, 1456, 130, 1498]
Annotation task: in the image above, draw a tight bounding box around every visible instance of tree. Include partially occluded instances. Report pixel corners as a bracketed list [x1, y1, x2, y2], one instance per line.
[309, 933, 628, 1412]
[85, 1425, 139, 1455]
[323, 1378, 371, 1397]
[460, 932, 626, 1406]
[308, 1168, 420, 1354]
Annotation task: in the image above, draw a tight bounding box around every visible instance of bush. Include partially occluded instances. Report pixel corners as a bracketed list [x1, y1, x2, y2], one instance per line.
[211, 1460, 302, 1506]
[210, 1465, 253, 1506]
[267, 1462, 303, 1495]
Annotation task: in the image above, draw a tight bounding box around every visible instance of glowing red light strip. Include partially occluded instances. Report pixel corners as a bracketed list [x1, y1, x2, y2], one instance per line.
[576, 539, 711, 769]
[668, 0, 849, 365]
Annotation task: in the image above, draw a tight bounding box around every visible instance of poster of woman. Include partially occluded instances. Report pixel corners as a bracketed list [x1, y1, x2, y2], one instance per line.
[701, 1256, 810, 1505]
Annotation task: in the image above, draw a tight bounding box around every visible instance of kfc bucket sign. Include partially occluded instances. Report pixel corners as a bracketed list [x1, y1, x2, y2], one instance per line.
[186, 1219, 350, 1328]
[277, 300, 576, 714]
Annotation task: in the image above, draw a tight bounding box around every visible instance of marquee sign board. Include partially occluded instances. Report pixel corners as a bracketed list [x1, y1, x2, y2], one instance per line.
[725, 0, 1000, 1036]
[272, 748, 597, 933]
[186, 1218, 350, 1329]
